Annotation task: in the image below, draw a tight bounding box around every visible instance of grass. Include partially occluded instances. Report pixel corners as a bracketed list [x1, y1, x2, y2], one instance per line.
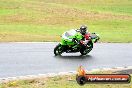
[0, 70, 131, 88]
[0, 0, 132, 42]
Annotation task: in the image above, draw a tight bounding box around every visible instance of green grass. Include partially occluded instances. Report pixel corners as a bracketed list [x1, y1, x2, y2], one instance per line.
[0, 0, 132, 42]
[63, 0, 132, 15]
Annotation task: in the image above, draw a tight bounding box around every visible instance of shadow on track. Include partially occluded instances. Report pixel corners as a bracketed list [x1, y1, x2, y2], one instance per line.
[54, 54, 93, 59]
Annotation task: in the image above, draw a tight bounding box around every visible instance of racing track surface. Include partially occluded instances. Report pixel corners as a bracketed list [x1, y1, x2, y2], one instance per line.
[0, 42, 132, 78]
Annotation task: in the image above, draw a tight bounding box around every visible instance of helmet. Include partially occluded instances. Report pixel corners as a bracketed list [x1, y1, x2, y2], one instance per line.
[80, 25, 87, 35]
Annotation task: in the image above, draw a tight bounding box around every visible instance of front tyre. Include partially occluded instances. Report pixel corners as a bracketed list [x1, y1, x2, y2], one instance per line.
[54, 44, 63, 56]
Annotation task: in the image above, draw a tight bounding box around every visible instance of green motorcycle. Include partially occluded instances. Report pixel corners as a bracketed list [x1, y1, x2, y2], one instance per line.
[54, 29, 100, 56]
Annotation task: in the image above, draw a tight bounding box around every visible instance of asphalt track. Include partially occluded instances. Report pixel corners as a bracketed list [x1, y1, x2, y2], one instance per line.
[0, 42, 132, 78]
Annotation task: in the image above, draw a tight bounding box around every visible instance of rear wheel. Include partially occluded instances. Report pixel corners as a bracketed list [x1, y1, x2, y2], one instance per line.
[54, 44, 63, 56]
[80, 41, 93, 55]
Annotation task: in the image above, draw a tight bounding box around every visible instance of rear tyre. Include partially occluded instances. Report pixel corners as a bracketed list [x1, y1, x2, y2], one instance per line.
[80, 41, 93, 55]
[54, 44, 63, 56]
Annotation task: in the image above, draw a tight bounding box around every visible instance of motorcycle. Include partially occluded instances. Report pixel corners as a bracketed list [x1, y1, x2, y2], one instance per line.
[54, 29, 100, 56]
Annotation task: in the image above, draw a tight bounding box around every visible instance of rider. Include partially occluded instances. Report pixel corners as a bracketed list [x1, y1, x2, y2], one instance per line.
[72, 25, 90, 44]
[79, 25, 90, 40]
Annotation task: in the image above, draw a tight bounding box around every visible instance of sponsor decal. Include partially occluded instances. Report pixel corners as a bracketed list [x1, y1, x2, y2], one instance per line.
[76, 66, 131, 85]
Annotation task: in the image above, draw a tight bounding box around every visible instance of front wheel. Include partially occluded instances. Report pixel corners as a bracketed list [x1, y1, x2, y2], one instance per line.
[54, 44, 63, 56]
[80, 41, 93, 55]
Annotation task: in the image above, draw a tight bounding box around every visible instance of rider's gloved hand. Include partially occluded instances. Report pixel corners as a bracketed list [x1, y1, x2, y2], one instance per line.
[72, 38, 80, 44]
[72, 38, 76, 43]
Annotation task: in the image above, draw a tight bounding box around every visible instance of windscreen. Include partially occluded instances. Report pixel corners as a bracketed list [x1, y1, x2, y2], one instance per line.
[62, 29, 76, 39]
